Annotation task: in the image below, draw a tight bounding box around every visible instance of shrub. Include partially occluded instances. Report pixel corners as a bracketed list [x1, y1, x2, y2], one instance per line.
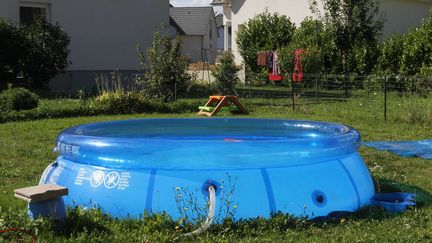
[399, 10, 432, 76]
[96, 91, 150, 114]
[0, 19, 70, 89]
[20, 19, 71, 88]
[376, 34, 404, 74]
[136, 26, 192, 102]
[310, 0, 383, 75]
[0, 20, 27, 89]
[0, 87, 39, 112]
[212, 52, 240, 94]
[236, 10, 296, 75]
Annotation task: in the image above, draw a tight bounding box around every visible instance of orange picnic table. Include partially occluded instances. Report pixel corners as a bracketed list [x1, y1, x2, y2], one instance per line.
[197, 95, 249, 117]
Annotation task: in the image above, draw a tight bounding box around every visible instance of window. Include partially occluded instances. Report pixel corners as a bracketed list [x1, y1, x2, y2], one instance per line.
[20, 2, 50, 25]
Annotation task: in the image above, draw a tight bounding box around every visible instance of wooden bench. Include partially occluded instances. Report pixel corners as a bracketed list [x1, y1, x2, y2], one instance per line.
[14, 184, 68, 221]
[14, 184, 68, 202]
[197, 96, 248, 117]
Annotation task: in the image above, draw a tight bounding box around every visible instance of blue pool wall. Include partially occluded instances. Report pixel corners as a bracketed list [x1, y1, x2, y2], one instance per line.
[43, 152, 374, 220]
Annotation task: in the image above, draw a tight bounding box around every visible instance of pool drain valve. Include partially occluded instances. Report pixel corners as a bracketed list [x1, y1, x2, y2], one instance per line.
[183, 185, 216, 237]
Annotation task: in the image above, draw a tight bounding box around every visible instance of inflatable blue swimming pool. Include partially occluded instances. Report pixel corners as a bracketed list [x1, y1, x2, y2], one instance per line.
[40, 118, 375, 220]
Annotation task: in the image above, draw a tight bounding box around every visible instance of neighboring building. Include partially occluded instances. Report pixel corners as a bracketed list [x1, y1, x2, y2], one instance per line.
[211, 0, 432, 67]
[216, 14, 228, 51]
[169, 6, 218, 63]
[0, 0, 169, 93]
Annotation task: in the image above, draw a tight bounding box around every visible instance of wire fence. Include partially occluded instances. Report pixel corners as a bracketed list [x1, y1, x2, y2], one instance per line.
[230, 74, 432, 122]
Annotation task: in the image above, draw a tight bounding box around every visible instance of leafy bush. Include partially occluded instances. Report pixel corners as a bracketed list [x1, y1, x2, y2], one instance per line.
[136, 27, 192, 102]
[178, 82, 217, 98]
[279, 20, 325, 72]
[375, 9, 432, 77]
[20, 19, 71, 88]
[236, 10, 296, 75]
[310, 0, 383, 75]
[212, 52, 240, 94]
[399, 10, 432, 76]
[96, 91, 202, 114]
[0, 87, 39, 112]
[0, 19, 70, 89]
[376, 34, 404, 74]
[0, 20, 27, 89]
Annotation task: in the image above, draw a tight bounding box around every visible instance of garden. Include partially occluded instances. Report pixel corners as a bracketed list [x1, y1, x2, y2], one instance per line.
[0, 1, 432, 242]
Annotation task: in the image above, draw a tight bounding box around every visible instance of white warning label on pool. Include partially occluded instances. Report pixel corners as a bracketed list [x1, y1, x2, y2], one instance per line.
[74, 168, 130, 190]
[74, 168, 87, 186]
[117, 172, 131, 190]
[90, 170, 105, 187]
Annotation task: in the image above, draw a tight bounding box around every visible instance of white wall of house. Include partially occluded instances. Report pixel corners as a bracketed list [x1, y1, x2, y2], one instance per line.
[0, 0, 169, 92]
[220, 0, 432, 82]
[225, 0, 322, 65]
[380, 0, 431, 37]
[0, 0, 19, 21]
[217, 26, 224, 50]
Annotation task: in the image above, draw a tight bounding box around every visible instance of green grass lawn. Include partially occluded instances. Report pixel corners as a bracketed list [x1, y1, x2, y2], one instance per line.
[0, 100, 431, 242]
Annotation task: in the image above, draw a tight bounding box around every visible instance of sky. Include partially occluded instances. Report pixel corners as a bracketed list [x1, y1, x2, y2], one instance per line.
[170, 0, 222, 14]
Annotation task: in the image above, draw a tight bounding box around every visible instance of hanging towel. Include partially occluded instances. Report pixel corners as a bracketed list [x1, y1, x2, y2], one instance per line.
[272, 51, 281, 76]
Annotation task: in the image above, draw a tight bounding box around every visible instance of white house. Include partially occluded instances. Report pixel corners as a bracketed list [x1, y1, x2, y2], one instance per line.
[169, 6, 218, 63]
[216, 13, 230, 51]
[211, 0, 432, 67]
[0, 0, 169, 93]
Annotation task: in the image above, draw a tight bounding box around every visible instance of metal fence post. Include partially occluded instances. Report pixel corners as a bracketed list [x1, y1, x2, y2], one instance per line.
[174, 81, 177, 102]
[411, 78, 415, 96]
[315, 76, 318, 103]
[248, 79, 251, 99]
[291, 79, 295, 111]
[384, 75, 387, 121]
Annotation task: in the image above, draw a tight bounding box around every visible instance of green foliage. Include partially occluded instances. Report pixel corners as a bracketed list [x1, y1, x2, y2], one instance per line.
[20, 19, 71, 88]
[96, 92, 201, 114]
[376, 9, 432, 79]
[0, 87, 39, 112]
[0, 20, 26, 89]
[96, 91, 149, 114]
[310, 0, 383, 74]
[236, 10, 296, 74]
[212, 52, 240, 94]
[278, 18, 326, 77]
[376, 34, 404, 74]
[0, 19, 70, 89]
[137, 27, 192, 102]
[398, 10, 432, 75]
[0, 98, 203, 123]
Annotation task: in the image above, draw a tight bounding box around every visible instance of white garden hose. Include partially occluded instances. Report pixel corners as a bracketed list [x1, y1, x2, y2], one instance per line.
[183, 186, 216, 237]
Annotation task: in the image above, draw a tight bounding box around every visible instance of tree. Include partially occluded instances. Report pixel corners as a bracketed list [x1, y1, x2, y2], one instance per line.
[0, 19, 70, 89]
[138, 27, 192, 102]
[212, 52, 240, 94]
[0, 20, 26, 89]
[236, 10, 296, 75]
[310, 0, 384, 75]
[20, 19, 71, 88]
[279, 18, 327, 76]
[399, 9, 432, 75]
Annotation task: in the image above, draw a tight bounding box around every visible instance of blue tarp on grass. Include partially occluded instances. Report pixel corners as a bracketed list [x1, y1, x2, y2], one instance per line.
[364, 139, 432, 159]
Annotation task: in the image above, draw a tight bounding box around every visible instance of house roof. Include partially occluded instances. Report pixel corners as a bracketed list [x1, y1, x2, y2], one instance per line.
[169, 17, 186, 35]
[169, 7, 214, 36]
[210, 0, 225, 6]
[216, 14, 223, 28]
